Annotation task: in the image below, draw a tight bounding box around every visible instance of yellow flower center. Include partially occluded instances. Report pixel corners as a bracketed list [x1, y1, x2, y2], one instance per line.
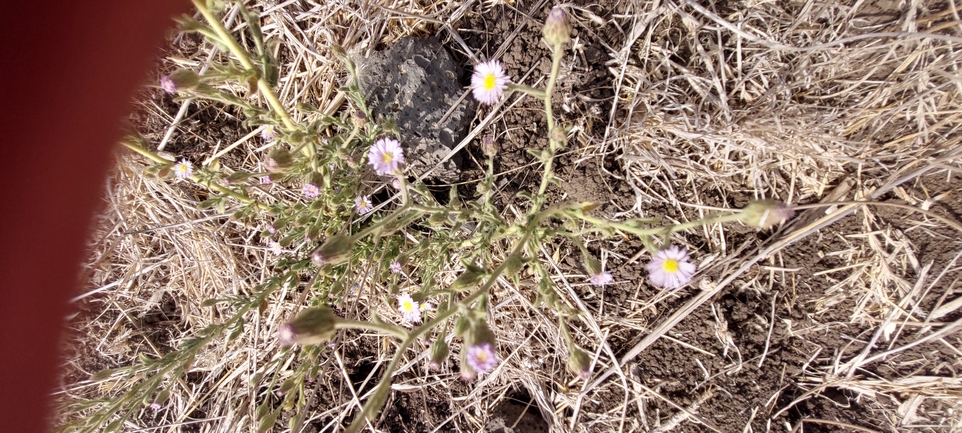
[662, 259, 679, 273]
[401, 300, 414, 312]
[483, 74, 496, 90]
[475, 351, 488, 362]
[381, 151, 394, 164]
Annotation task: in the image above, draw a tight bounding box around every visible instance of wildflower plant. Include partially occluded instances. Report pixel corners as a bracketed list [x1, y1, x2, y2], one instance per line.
[73, 3, 798, 433]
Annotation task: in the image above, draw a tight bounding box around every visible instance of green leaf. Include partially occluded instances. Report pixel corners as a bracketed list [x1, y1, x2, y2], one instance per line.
[197, 197, 222, 210]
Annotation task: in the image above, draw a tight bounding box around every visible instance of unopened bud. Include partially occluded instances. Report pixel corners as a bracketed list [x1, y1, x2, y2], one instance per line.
[464, 319, 497, 348]
[168, 69, 200, 91]
[543, 6, 572, 46]
[428, 339, 449, 370]
[264, 149, 293, 172]
[740, 200, 795, 229]
[481, 135, 497, 157]
[352, 110, 368, 128]
[277, 306, 338, 347]
[452, 265, 487, 291]
[310, 234, 353, 267]
[548, 124, 567, 146]
[567, 347, 592, 381]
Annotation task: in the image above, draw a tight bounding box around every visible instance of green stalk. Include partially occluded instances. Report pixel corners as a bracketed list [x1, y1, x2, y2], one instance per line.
[192, 0, 295, 132]
[574, 211, 744, 238]
[121, 140, 266, 210]
[334, 320, 408, 339]
[536, 43, 566, 199]
[344, 215, 546, 433]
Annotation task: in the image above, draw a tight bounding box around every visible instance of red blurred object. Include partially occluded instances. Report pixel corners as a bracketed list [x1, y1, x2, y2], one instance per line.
[0, 2, 191, 432]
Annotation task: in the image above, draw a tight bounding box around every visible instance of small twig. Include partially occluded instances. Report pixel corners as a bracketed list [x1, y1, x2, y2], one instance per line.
[757, 292, 778, 369]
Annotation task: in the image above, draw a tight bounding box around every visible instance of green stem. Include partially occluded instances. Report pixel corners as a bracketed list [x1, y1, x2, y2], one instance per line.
[536, 43, 566, 199]
[334, 320, 408, 339]
[121, 140, 265, 210]
[344, 223, 539, 433]
[191, 0, 297, 133]
[508, 83, 546, 99]
[574, 211, 744, 238]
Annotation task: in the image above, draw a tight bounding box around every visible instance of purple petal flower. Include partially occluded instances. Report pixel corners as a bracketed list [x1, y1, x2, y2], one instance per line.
[173, 159, 192, 179]
[397, 294, 421, 323]
[466, 342, 498, 373]
[367, 137, 405, 175]
[645, 245, 697, 289]
[301, 183, 320, 198]
[471, 60, 510, 105]
[589, 270, 613, 286]
[355, 195, 373, 214]
[159, 75, 177, 94]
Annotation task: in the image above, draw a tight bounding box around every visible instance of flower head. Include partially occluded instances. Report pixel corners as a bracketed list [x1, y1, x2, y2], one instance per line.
[568, 347, 592, 381]
[471, 60, 510, 105]
[159, 75, 177, 94]
[310, 234, 353, 268]
[301, 183, 320, 198]
[261, 125, 276, 141]
[268, 241, 282, 256]
[428, 339, 449, 370]
[466, 342, 498, 374]
[397, 294, 422, 323]
[355, 195, 373, 214]
[645, 245, 697, 289]
[264, 149, 292, 173]
[589, 270, 613, 286]
[389, 260, 402, 274]
[543, 6, 572, 46]
[740, 200, 795, 229]
[367, 137, 405, 175]
[277, 307, 338, 347]
[481, 135, 497, 157]
[173, 159, 193, 179]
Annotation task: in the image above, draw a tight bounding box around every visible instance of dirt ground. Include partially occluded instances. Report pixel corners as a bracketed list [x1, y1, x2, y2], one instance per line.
[59, 0, 962, 432]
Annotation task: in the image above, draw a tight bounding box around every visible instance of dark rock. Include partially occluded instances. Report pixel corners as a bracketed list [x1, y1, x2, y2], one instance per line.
[355, 37, 475, 182]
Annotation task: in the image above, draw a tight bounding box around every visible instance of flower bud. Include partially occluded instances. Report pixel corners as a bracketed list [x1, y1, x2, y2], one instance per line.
[548, 124, 567, 146]
[164, 69, 199, 93]
[481, 135, 497, 157]
[310, 234, 353, 268]
[464, 319, 497, 348]
[428, 339, 449, 370]
[567, 347, 592, 381]
[264, 149, 293, 172]
[352, 110, 368, 129]
[452, 265, 487, 291]
[277, 306, 338, 347]
[740, 200, 795, 229]
[543, 6, 572, 46]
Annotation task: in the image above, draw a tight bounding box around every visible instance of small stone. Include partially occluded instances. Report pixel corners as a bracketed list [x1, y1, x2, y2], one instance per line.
[354, 37, 476, 182]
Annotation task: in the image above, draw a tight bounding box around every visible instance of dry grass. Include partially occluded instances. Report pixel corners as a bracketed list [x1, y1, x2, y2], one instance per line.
[60, 0, 962, 432]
